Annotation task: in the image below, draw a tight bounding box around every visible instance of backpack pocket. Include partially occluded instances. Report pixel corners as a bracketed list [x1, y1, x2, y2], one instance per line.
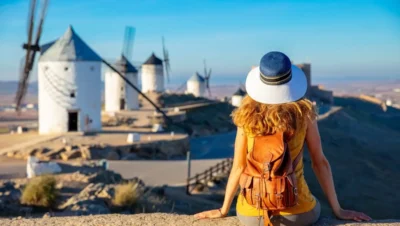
[239, 174, 255, 206]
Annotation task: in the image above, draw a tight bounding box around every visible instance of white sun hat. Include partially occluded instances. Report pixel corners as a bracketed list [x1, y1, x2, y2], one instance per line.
[245, 51, 308, 104]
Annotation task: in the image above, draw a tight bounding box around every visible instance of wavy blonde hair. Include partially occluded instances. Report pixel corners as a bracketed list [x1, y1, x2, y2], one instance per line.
[232, 95, 317, 136]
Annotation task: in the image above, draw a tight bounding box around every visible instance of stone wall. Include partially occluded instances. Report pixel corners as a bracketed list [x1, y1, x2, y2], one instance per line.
[1, 213, 398, 226]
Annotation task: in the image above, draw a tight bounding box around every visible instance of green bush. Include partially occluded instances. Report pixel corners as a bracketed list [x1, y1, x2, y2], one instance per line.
[113, 182, 139, 207]
[20, 175, 57, 208]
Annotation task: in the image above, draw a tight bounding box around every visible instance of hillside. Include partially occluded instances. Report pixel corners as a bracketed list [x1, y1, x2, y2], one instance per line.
[303, 97, 400, 219]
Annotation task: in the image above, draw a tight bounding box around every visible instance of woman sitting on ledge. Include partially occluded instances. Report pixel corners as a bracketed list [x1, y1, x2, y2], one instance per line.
[194, 51, 371, 226]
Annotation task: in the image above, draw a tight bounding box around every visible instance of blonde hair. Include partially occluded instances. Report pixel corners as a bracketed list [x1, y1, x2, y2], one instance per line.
[232, 95, 317, 136]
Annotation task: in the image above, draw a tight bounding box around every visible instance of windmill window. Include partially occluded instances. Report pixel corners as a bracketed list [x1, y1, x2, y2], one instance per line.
[90, 66, 95, 71]
[44, 66, 49, 71]
[64, 67, 69, 71]
[70, 92, 75, 98]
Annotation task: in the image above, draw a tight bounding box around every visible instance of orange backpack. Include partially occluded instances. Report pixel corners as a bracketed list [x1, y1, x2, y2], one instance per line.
[239, 132, 303, 226]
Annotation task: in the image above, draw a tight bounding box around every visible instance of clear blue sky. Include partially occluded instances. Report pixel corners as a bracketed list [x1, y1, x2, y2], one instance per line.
[0, 0, 399, 84]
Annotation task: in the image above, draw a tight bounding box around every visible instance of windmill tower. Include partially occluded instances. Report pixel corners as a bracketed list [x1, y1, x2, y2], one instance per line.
[232, 86, 246, 107]
[186, 72, 205, 97]
[141, 53, 164, 93]
[140, 37, 170, 93]
[38, 26, 102, 134]
[105, 27, 139, 112]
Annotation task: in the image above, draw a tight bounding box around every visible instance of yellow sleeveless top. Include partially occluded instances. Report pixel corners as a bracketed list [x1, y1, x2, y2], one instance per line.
[236, 120, 316, 216]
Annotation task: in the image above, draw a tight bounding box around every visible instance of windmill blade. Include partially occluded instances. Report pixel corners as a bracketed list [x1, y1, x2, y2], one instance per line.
[16, 0, 38, 111]
[162, 36, 170, 82]
[122, 26, 135, 61]
[203, 59, 208, 79]
[16, 0, 49, 111]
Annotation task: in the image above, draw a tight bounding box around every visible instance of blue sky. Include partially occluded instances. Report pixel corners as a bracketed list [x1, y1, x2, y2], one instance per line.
[0, 0, 399, 84]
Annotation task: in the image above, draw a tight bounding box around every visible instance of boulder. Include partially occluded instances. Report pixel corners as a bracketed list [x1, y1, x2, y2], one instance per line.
[60, 183, 110, 215]
[61, 150, 82, 161]
[87, 170, 123, 184]
[41, 147, 66, 160]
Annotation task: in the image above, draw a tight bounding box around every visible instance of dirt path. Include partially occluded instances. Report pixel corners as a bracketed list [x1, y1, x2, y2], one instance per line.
[0, 214, 397, 226]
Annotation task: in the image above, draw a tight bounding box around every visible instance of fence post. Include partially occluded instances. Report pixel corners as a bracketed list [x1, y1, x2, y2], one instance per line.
[186, 151, 191, 195]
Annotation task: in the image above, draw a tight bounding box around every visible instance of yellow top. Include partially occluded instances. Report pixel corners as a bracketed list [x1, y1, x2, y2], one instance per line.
[236, 120, 316, 216]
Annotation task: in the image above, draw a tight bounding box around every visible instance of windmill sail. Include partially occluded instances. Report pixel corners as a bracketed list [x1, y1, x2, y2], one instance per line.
[203, 59, 212, 97]
[16, 0, 49, 111]
[162, 36, 171, 82]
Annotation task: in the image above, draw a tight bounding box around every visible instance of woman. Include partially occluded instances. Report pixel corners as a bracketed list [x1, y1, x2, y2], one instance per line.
[194, 52, 371, 226]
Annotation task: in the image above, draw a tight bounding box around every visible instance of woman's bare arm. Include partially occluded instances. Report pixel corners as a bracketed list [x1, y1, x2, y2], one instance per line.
[306, 119, 371, 222]
[194, 127, 247, 219]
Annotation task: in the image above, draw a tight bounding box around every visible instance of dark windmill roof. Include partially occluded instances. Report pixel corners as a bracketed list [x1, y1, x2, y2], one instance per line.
[188, 72, 205, 82]
[40, 25, 102, 62]
[233, 88, 246, 96]
[115, 55, 138, 73]
[143, 53, 163, 65]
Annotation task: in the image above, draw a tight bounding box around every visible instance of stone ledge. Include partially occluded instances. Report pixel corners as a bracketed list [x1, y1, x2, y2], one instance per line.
[0, 213, 398, 226]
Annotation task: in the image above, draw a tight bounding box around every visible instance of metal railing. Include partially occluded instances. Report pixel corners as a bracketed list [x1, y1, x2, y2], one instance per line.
[186, 158, 233, 195]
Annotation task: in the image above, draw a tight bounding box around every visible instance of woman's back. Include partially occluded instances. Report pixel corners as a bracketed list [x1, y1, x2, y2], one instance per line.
[236, 114, 317, 216]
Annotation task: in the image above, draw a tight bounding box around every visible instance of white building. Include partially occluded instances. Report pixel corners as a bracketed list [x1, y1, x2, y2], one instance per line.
[186, 72, 206, 97]
[386, 99, 393, 106]
[38, 26, 102, 134]
[232, 88, 246, 107]
[141, 53, 164, 93]
[105, 55, 139, 112]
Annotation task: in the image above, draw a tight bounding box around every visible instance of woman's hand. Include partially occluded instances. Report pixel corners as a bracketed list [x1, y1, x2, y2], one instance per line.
[194, 209, 227, 219]
[334, 208, 372, 222]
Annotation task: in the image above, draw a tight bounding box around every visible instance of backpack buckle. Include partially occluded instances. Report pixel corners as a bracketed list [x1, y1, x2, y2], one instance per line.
[263, 162, 272, 173]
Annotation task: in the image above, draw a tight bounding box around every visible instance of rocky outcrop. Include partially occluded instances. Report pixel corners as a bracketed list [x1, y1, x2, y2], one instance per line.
[0, 214, 398, 226]
[0, 181, 31, 216]
[3, 136, 189, 161]
[60, 183, 111, 215]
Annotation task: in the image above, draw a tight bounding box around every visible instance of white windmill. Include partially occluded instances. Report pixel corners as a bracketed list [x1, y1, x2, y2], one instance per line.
[38, 26, 103, 134]
[232, 84, 246, 107]
[141, 37, 171, 93]
[186, 72, 206, 97]
[105, 26, 139, 112]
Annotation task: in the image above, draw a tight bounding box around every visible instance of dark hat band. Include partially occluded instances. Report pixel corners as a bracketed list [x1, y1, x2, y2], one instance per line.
[260, 69, 292, 85]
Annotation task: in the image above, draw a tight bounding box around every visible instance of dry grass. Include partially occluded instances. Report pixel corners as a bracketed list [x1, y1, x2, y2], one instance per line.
[113, 182, 140, 207]
[20, 175, 57, 208]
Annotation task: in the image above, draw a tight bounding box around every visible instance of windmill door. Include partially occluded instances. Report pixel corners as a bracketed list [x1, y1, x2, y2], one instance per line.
[120, 98, 125, 110]
[68, 111, 78, 132]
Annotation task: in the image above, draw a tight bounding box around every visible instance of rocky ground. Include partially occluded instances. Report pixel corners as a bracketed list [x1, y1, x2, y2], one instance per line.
[0, 213, 398, 226]
[2, 132, 189, 162]
[0, 160, 230, 219]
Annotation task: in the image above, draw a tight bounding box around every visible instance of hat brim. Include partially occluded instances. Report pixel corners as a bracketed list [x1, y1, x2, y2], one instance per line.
[245, 65, 307, 104]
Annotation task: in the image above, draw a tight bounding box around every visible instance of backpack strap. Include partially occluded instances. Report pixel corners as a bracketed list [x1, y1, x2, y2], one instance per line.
[292, 148, 303, 170]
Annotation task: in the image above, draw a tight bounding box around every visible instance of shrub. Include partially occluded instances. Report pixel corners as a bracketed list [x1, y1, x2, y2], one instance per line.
[113, 182, 139, 207]
[20, 175, 57, 208]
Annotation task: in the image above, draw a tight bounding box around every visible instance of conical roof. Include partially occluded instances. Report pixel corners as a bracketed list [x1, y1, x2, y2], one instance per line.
[40, 25, 102, 62]
[143, 53, 163, 65]
[233, 88, 246, 96]
[115, 55, 137, 73]
[188, 72, 205, 82]
[40, 40, 57, 54]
